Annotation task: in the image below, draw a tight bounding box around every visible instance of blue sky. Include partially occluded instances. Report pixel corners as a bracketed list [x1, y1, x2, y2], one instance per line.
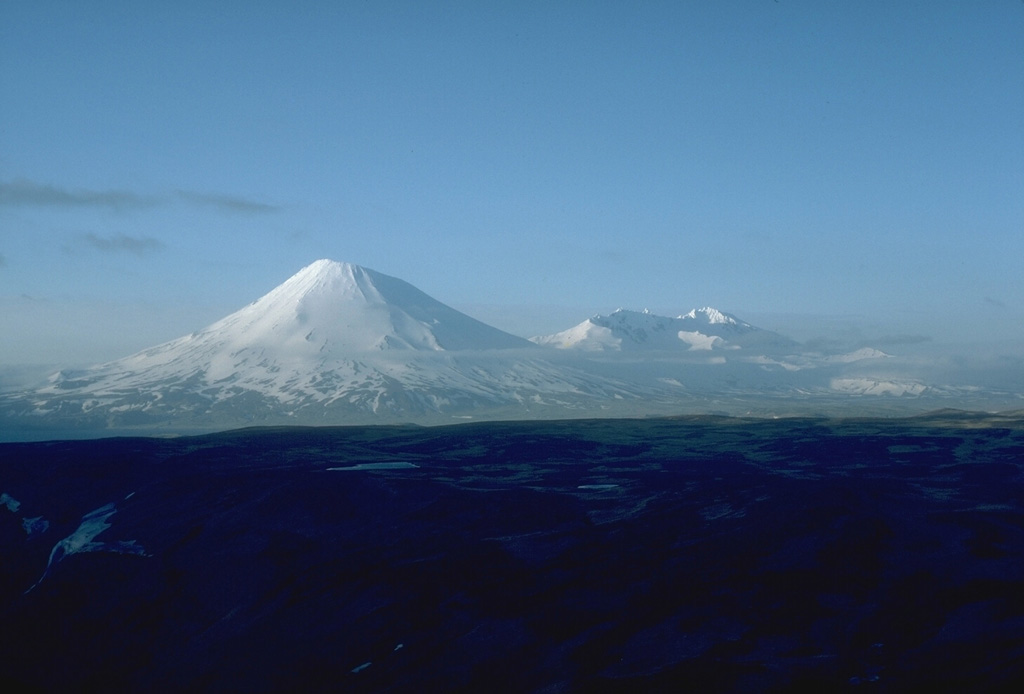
[2, 1, 1023, 365]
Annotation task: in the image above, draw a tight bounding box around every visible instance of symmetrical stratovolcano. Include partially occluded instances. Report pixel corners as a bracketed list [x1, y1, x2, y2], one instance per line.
[185, 259, 533, 360]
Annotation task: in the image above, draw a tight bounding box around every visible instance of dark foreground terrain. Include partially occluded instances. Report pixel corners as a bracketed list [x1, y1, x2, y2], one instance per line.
[2, 411, 1024, 692]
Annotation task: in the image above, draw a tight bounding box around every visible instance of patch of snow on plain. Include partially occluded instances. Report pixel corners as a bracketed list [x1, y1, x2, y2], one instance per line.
[23, 516, 49, 536]
[1, 492, 21, 512]
[26, 502, 148, 593]
[825, 348, 890, 363]
[327, 462, 420, 471]
[830, 378, 926, 396]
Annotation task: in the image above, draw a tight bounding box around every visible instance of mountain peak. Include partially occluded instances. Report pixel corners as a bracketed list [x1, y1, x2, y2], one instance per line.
[220, 260, 533, 353]
[288, 258, 360, 281]
[292, 259, 374, 283]
[268, 259, 379, 304]
[679, 307, 746, 326]
[301, 258, 348, 274]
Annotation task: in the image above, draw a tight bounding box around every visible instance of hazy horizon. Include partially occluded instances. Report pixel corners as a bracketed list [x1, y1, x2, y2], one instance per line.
[2, 2, 1022, 376]
[3, 258, 1023, 371]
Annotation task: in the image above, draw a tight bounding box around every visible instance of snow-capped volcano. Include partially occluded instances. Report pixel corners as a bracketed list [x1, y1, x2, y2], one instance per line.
[46, 259, 536, 389]
[531, 308, 797, 353]
[8, 260, 638, 434]
[196, 259, 533, 356]
[49, 258, 534, 390]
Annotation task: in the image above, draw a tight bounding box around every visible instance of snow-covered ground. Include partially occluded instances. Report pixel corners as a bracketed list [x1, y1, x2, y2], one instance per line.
[27, 500, 148, 593]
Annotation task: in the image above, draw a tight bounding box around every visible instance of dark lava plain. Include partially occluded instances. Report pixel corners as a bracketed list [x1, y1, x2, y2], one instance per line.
[2, 411, 1024, 692]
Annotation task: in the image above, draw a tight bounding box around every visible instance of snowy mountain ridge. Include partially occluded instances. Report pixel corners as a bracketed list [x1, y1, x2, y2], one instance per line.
[679, 307, 745, 325]
[531, 307, 795, 353]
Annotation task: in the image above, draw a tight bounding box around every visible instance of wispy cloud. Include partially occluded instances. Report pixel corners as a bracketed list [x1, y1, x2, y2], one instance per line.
[0, 179, 154, 210]
[1, 179, 278, 215]
[175, 190, 279, 214]
[79, 233, 165, 256]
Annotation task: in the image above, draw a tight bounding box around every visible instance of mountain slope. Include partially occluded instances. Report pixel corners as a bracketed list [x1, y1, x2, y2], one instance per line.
[185, 259, 533, 357]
